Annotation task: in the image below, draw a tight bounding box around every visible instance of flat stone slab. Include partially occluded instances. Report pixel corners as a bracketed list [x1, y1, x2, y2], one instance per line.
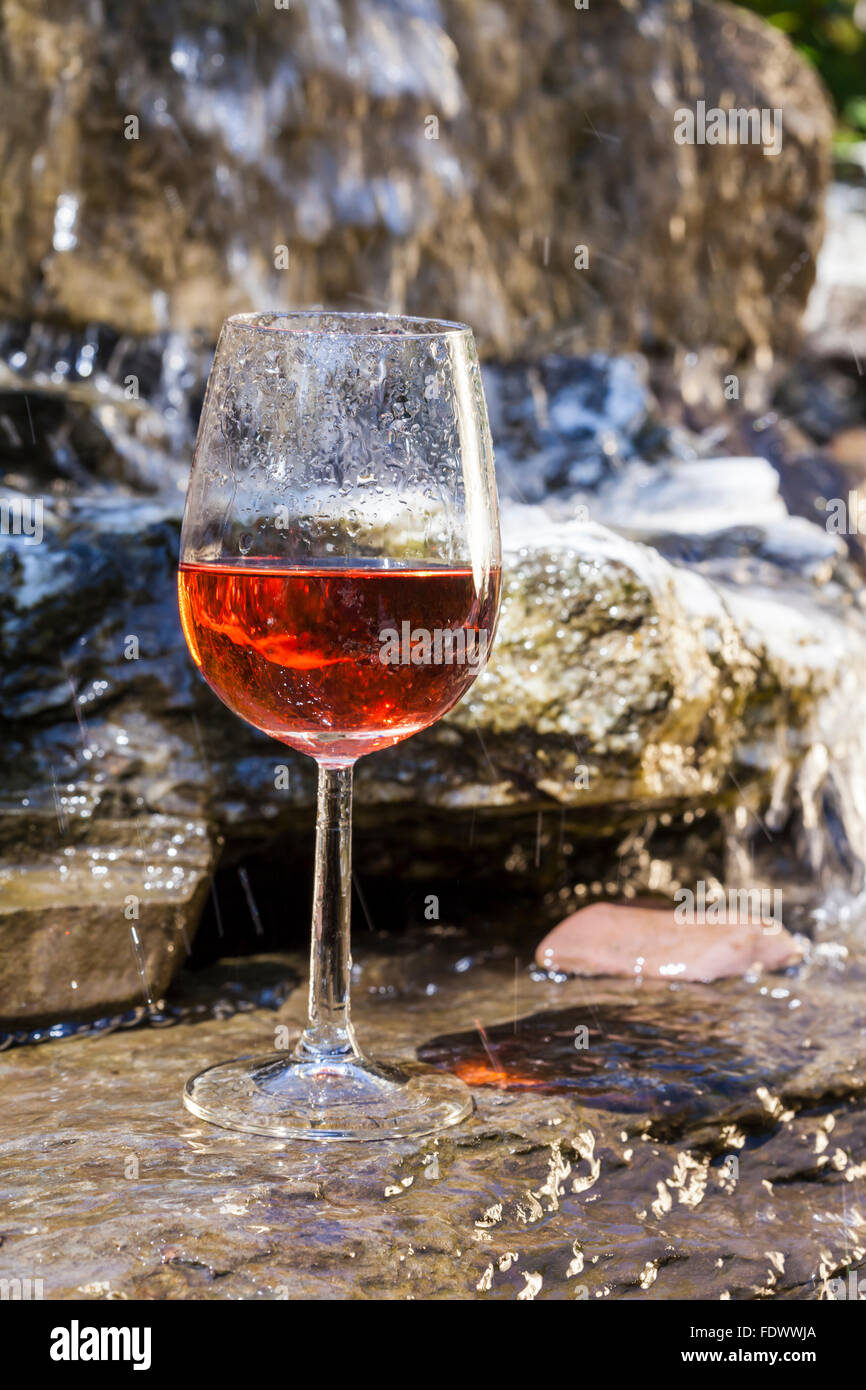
[1, 927, 864, 1300]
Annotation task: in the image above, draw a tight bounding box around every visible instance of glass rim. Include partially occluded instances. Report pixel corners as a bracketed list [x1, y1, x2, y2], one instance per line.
[223, 310, 474, 340]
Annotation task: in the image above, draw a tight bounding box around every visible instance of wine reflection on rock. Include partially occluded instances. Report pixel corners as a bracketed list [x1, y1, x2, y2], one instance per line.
[178, 312, 501, 1140]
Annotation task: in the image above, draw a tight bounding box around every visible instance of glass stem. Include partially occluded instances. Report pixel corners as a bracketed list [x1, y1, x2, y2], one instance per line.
[294, 762, 360, 1064]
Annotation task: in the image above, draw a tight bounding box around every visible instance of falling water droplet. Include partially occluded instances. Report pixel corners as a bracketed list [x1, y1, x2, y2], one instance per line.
[239, 533, 253, 555]
[128, 924, 154, 1011]
[238, 866, 264, 937]
[210, 877, 224, 938]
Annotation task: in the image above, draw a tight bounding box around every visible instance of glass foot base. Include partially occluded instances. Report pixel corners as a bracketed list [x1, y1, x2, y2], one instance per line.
[183, 1051, 473, 1141]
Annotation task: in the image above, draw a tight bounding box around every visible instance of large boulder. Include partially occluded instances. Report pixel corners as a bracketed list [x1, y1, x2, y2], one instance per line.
[0, 0, 833, 358]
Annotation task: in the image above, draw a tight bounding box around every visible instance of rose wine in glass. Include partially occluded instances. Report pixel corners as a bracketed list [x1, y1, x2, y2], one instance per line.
[178, 561, 500, 758]
[178, 311, 501, 1140]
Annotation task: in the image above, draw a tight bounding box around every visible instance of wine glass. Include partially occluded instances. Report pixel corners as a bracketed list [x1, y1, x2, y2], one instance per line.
[177, 311, 501, 1140]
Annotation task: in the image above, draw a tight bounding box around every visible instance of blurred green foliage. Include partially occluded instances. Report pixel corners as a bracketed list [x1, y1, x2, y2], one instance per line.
[735, 0, 866, 135]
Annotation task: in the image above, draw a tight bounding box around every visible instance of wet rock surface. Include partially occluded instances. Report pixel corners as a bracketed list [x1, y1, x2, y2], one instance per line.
[0, 924, 863, 1300]
[0, 0, 831, 358]
[3, 341, 866, 1023]
[0, 815, 213, 1028]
